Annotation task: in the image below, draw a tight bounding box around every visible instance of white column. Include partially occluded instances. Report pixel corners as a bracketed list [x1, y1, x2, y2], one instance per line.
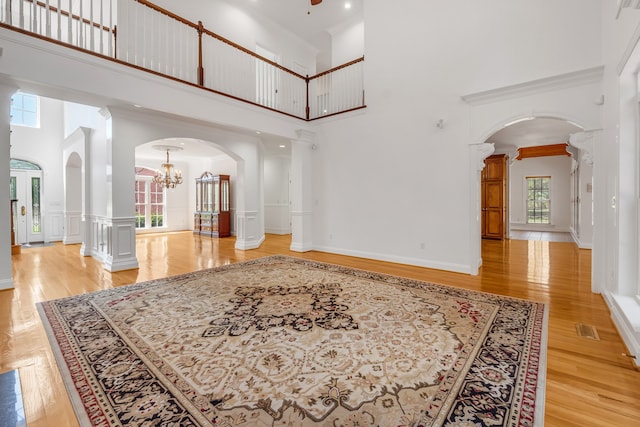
[0, 83, 16, 290]
[569, 130, 598, 251]
[290, 130, 315, 252]
[100, 108, 138, 272]
[468, 142, 495, 276]
[233, 140, 265, 250]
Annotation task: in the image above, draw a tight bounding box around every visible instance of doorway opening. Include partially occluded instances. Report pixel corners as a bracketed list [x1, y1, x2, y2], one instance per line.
[481, 117, 587, 245]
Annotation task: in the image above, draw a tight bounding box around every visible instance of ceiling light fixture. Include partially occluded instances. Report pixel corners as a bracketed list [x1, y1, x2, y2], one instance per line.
[345, 2, 352, 9]
[152, 145, 183, 189]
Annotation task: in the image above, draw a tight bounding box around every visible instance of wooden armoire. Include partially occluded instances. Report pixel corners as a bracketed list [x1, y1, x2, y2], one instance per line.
[481, 154, 508, 240]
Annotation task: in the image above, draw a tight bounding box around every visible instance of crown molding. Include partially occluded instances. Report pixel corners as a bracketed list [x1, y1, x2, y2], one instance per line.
[617, 0, 640, 19]
[461, 66, 604, 106]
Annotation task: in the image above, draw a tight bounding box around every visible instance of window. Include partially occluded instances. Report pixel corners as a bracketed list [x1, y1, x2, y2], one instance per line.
[135, 167, 165, 229]
[527, 176, 550, 224]
[10, 92, 39, 128]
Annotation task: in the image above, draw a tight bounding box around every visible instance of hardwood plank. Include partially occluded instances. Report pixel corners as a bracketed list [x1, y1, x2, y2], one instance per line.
[1, 232, 639, 426]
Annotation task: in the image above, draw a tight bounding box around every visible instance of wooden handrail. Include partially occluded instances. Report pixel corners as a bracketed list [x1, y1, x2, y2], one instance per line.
[1, 0, 367, 121]
[135, 0, 197, 29]
[135, 0, 364, 82]
[25, 0, 114, 33]
[309, 56, 365, 80]
[136, 0, 307, 80]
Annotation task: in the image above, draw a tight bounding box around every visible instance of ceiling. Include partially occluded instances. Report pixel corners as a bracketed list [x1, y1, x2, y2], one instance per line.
[228, 0, 364, 52]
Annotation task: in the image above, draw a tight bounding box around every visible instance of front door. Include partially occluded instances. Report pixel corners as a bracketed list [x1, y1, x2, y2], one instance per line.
[10, 169, 44, 245]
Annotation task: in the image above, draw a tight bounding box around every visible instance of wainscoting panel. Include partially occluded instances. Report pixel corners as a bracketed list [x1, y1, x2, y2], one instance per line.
[265, 204, 291, 235]
[64, 211, 83, 244]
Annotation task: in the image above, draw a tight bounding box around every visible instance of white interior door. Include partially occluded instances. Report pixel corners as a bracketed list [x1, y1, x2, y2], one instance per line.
[256, 45, 280, 109]
[10, 170, 44, 245]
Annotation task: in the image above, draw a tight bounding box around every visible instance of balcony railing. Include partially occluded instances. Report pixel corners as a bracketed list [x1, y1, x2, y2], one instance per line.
[0, 0, 365, 121]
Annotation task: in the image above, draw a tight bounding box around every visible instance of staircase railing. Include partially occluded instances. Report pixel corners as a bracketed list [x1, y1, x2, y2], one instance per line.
[0, 0, 365, 121]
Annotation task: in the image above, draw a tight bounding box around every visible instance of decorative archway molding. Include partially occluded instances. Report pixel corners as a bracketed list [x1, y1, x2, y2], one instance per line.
[569, 129, 599, 166]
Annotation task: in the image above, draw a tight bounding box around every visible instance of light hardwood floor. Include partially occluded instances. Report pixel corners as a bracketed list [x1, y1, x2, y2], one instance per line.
[1, 232, 639, 426]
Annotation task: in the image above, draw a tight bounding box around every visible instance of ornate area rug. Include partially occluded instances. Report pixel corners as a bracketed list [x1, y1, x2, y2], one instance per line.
[37, 255, 547, 427]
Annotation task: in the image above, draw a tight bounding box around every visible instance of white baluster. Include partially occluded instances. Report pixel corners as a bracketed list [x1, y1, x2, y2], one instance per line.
[90, 0, 94, 52]
[108, 0, 112, 57]
[78, 0, 83, 48]
[67, 0, 72, 45]
[44, 0, 50, 37]
[31, 1, 38, 33]
[56, 0, 61, 41]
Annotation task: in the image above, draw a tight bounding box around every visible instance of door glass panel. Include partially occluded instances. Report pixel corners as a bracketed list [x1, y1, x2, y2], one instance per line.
[135, 180, 146, 228]
[31, 177, 41, 233]
[222, 180, 229, 211]
[10, 176, 16, 199]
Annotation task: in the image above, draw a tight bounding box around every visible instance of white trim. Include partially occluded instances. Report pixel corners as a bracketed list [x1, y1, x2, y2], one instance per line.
[0, 277, 14, 290]
[312, 244, 473, 275]
[235, 235, 265, 250]
[617, 19, 640, 75]
[461, 66, 604, 106]
[604, 291, 640, 367]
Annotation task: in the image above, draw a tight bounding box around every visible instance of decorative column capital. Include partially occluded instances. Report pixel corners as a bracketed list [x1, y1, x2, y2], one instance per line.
[470, 143, 495, 171]
[569, 130, 599, 165]
[98, 107, 112, 120]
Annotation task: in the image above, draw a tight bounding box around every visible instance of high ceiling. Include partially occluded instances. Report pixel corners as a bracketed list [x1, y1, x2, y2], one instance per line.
[137, 2, 580, 162]
[228, 0, 364, 52]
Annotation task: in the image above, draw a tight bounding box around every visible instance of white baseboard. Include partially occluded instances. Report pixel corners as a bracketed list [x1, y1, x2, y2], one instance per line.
[235, 235, 265, 250]
[604, 291, 640, 367]
[0, 277, 14, 290]
[312, 244, 472, 275]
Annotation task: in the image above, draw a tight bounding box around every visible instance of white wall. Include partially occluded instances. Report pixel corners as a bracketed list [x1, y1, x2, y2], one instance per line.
[331, 20, 364, 67]
[600, 3, 640, 364]
[509, 156, 572, 232]
[311, 0, 602, 273]
[11, 96, 65, 242]
[0, 0, 604, 276]
[264, 152, 291, 235]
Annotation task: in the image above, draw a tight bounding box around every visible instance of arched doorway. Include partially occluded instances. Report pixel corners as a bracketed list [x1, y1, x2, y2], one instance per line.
[482, 117, 586, 244]
[10, 158, 44, 245]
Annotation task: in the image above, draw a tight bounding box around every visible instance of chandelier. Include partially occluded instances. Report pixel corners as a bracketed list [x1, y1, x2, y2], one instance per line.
[153, 146, 183, 189]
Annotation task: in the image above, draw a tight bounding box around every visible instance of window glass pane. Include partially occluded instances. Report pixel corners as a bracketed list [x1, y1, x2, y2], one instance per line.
[526, 176, 550, 224]
[23, 95, 37, 112]
[31, 177, 41, 233]
[135, 167, 166, 229]
[10, 159, 41, 170]
[23, 111, 37, 127]
[11, 93, 39, 128]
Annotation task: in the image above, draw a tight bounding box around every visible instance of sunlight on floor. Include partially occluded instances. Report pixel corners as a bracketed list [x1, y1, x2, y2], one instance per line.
[527, 240, 550, 284]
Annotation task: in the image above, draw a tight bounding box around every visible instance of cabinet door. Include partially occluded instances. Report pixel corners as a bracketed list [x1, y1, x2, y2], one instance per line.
[484, 157, 504, 180]
[481, 154, 507, 240]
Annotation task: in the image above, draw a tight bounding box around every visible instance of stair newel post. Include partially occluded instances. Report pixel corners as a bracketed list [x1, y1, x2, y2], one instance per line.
[305, 75, 310, 121]
[197, 20, 204, 86]
[113, 24, 117, 59]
